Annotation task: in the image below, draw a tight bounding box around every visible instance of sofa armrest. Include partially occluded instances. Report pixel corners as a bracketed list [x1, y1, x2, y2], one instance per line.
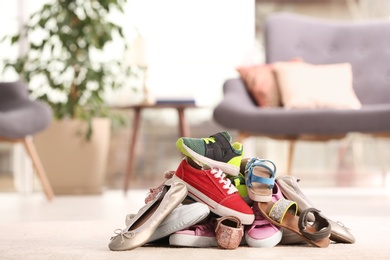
[213, 78, 259, 129]
[222, 78, 257, 109]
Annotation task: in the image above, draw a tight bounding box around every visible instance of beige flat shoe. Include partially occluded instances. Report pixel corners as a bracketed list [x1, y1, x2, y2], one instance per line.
[108, 178, 188, 251]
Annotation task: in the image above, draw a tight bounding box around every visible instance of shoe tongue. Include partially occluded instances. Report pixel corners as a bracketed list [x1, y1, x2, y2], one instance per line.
[210, 131, 231, 143]
[219, 131, 232, 142]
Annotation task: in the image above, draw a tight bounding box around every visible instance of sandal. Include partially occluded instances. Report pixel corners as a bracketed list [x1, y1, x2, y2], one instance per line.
[257, 199, 331, 248]
[276, 175, 355, 244]
[244, 158, 276, 202]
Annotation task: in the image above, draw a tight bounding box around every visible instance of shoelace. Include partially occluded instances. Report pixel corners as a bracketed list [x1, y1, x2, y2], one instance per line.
[210, 168, 238, 194]
[112, 228, 135, 243]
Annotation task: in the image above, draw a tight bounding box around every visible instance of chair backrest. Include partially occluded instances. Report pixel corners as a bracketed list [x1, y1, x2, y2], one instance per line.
[0, 81, 28, 105]
[264, 12, 390, 105]
[0, 80, 52, 139]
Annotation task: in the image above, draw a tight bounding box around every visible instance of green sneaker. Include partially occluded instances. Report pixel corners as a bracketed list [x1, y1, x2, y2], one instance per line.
[176, 131, 243, 176]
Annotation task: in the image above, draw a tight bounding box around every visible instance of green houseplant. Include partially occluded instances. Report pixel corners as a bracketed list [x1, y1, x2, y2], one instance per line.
[2, 0, 134, 194]
[2, 0, 131, 139]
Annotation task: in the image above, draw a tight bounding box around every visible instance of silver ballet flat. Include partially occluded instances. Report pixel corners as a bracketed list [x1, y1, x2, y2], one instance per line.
[108, 178, 188, 251]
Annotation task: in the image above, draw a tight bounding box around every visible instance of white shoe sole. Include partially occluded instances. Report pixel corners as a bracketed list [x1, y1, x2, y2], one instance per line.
[169, 233, 218, 247]
[245, 229, 283, 248]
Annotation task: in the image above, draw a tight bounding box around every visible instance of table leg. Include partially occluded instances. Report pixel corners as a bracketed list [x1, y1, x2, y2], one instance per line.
[177, 107, 190, 137]
[124, 107, 141, 194]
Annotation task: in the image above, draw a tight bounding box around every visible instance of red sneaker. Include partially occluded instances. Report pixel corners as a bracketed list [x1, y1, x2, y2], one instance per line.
[172, 157, 254, 225]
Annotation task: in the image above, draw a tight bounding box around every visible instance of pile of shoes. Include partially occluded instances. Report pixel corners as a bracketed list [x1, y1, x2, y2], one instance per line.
[108, 131, 355, 251]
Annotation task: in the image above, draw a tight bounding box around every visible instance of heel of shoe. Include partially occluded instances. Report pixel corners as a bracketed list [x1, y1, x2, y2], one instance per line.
[247, 191, 272, 203]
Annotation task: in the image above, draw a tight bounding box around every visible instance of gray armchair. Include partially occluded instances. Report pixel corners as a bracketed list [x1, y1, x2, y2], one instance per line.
[213, 12, 390, 174]
[0, 81, 54, 200]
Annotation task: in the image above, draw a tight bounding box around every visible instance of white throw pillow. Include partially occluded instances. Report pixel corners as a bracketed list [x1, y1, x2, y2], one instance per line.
[273, 62, 362, 109]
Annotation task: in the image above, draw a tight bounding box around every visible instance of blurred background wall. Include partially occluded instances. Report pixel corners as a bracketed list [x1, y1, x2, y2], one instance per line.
[1, 0, 389, 192]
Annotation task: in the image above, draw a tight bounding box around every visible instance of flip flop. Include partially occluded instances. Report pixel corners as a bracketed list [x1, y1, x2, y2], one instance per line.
[257, 199, 331, 248]
[276, 175, 355, 244]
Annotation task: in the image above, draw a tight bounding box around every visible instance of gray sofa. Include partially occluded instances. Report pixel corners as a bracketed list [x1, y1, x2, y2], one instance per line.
[213, 12, 390, 174]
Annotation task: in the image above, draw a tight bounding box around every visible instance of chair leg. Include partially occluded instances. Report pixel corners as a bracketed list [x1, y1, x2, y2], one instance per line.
[286, 140, 296, 175]
[21, 136, 55, 201]
[374, 136, 388, 188]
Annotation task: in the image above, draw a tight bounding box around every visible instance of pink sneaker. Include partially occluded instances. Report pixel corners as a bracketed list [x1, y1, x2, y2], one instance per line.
[169, 218, 218, 247]
[172, 157, 254, 225]
[272, 182, 285, 202]
[245, 202, 283, 248]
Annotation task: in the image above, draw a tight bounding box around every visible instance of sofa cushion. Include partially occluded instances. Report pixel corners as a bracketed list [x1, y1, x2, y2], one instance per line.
[236, 64, 280, 107]
[273, 62, 362, 109]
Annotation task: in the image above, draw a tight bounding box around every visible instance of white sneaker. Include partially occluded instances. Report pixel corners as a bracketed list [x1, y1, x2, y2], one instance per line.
[125, 202, 210, 243]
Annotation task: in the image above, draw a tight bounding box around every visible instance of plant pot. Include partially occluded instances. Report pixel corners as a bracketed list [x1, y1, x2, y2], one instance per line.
[34, 118, 111, 194]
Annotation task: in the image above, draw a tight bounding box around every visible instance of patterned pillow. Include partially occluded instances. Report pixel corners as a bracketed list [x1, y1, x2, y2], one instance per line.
[236, 64, 280, 107]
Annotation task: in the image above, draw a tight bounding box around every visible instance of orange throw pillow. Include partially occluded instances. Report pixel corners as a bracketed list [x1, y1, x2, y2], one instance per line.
[236, 58, 303, 107]
[236, 64, 280, 107]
